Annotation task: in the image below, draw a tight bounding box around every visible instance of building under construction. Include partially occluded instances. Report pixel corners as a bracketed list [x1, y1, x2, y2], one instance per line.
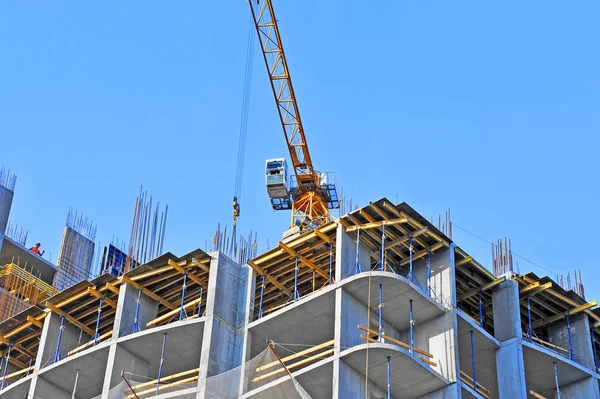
[0, 193, 598, 398]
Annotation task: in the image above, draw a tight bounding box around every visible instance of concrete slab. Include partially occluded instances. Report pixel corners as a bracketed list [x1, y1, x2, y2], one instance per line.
[118, 317, 205, 377]
[457, 310, 499, 398]
[341, 272, 446, 333]
[0, 374, 32, 399]
[36, 344, 109, 398]
[340, 343, 449, 398]
[247, 287, 336, 358]
[243, 356, 334, 399]
[522, 340, 596, 397]
[0, 237, 56, 284]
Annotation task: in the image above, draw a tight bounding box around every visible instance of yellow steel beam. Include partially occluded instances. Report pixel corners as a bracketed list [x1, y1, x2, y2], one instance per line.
[400, 242, 444, 267]
[87, 287, 117, 309]
[247, 259, 292, 296]
[120, 275, 177, 310]
[45, 303, 95, 336]
[521, 282, 552, 296]
[345, 217, 408, 232]
[532, 301, 598, 329]
[456, 256, 473, 267]
[278, 242, 329, 280]
[313, 229, 333, 244]
[26, 316, 43, 329]
[191, 258, 211, 274]
[168, 260, 208, 290]
[457, 277, 506, 301]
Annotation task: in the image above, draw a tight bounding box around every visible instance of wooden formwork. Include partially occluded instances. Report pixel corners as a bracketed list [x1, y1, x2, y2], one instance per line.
[0, 263, 56, 321]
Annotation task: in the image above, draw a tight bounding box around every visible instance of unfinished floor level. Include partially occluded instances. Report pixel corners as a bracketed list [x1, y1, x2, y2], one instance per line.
[0, 198, 599, 398]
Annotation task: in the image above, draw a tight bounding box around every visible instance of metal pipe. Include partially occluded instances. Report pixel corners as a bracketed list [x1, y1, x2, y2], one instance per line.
[258, 275, 265, 318]
[71, 369, 80, 399]
[197, 286, 204, 317]
[156, 333, 167, 395]
[527, 297, 532, 342]
[387, 356, 391, 399]
[378, 284, 383, 342]
[547, 323, 553, 344]
[355, 229, 361, 274]
[591, 327, 599, 373]
[133, 289, 142, 333]
[409, 236, 413, 282]
[380, 224, 385, 271]
[566, 314, 574, 360]
[179, 272, 188, 321]
[94, 297, 103, 346]
[294, 256, 300, 301]
[329, 242, 333, 285]
[478, 291, 484, 327]
[54, 315, 66, 362]
[554, 362, 561, 398]
[409, 299, 414, 354]
[427, 252, 431, 296]
[470, 330, 477, 392]
[1, 345, 12, 389]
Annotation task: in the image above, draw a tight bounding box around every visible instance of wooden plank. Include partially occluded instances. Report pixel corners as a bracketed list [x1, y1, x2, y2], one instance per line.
[2, 366, 34, 381]
[521, 333, 569, 354]
[146, 298, 202, 327]
[54, 289, 90, 308]
[191, 258, 211, 274]
[417, 356, 437, 367]
[358, 324, 433, 358]
[121, 275, 177, 310]
[529, 390, 547, 399]
[67, 331, 112, 356]
[252, 349, 334, 382]
[278, 242, 330, 280]
[256, 340, 334, 372]
[45, 303, 95, 336]
[130, 368, 200, 390]
[247, 259, 292, 296]
[345, 217, 408, 232]
[87, 287, 117, 308]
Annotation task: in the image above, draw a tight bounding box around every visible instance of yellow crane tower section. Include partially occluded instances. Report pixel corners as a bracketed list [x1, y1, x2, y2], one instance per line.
[248, 0, 339, 235]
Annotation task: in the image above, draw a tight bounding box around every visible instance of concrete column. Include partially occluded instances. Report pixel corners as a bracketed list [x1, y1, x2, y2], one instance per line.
[331, 284, 343, 397]
[238, 266, 256, 396]
[0, 185, 14, 235]
[495, 339, 527, 399]
[335, 223, 371, 281]
[492, 279, 522, 341]
[550, 313, 595, 370]
[492, 279, 527, 398]
[113, 283, 159, 338]
[198, 253, 246, 398]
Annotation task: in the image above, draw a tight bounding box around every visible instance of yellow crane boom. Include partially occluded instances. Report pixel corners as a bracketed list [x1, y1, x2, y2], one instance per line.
[248, 0, 338, 232]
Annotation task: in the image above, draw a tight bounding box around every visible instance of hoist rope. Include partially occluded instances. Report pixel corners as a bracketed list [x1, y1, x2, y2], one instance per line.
[233, 14, 256, 204]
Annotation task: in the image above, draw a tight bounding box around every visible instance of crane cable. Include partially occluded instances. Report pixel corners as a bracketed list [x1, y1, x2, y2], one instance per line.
[232, 13, 256, 252]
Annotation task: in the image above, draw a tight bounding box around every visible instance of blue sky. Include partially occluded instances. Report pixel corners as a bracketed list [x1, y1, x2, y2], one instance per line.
[1, 2, 598, 298]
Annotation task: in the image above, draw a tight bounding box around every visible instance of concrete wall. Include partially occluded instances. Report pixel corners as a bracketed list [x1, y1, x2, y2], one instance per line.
[107, 345, 151, 390]
[38, 312, 91, 367]
[336, 225, 372, 281]
[557, 376, 600, 398]
[495, 338, 527, 398]
[0, 185, 14, 235]
[337, 359, 388, 399]
[421, 383, 460, 398]
[114, 283, 159, 338]
[411, 311, 458, 381]
[550, 313, 595, 370]
[412, 246, 454, 307]
[34, 377, 73, 399]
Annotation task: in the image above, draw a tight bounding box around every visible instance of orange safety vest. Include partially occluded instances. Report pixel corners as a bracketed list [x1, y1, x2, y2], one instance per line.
[31, 247, 41, 255]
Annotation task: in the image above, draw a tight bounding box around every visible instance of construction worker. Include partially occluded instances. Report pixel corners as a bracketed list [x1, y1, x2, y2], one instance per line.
[29, 242, 45, 256]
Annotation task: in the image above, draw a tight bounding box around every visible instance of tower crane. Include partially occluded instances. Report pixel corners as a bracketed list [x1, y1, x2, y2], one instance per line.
[248, 0, 339, 238]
